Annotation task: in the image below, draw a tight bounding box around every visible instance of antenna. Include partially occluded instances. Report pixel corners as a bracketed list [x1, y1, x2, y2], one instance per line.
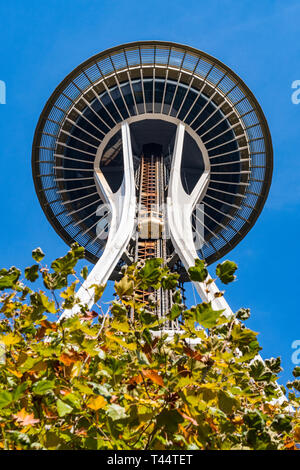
[32, 41, 273, 321]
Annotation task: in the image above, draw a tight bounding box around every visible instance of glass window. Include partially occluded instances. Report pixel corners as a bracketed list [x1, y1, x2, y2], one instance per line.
[162, 81, 176, 114]
[110, 86, 129, 120]
[132, 80, 144, 114]
[170, 85, 187, 117]
[120, 82, 136, 116]
[143, 79, 153, 113]
[154, 79, 165, 113]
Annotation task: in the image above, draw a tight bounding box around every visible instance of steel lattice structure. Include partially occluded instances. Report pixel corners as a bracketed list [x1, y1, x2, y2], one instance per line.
[32, 41, 273, 318]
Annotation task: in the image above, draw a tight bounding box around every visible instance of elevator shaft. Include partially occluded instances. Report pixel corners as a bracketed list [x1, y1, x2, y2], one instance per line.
[135, 149, 172, 320]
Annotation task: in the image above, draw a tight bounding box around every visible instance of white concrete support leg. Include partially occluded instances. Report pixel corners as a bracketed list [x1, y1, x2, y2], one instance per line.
[60, 122, 136, 319]
[167, 123, 233, 316]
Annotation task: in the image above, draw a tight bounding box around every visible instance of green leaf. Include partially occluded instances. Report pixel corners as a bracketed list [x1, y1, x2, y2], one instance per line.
[249, 359, 272, 382]
[271, 414, 292, 433]
[168, 303, 182, 321]
[39, 292, 56, 314]
[8, 431, 31, 446]
[231, 323, 258, 347]
[81, 266, 88, 280]
[0, 267, 21, 290]
[25, 264, 39, 282]
[64, 392, 82, 409]
[244, 410, 265, 431]
[57, 399, 73, 417]
[216, 260, 237, 284]
[236, 346, 261, 363]
[111, 302, 128, 320]
[0, 391, 13, 409]
[138, 258, 163, 289]
[51, 254, 77, 277]
[33, 379, 55, 395]
[265, 357, 282, 374]
[172, 290, 182, 304]
[139, 310, 159, 327]
[74, 382, 94, 395]
[32, 247, 45, 263]
[51, 243, 84, 277]
[42, 271, 67, 290]
[218, 390, 239, 414]
[264, 382, 279, 399]
[292, 366, 300, 378]
[44, 431, 64, 449]
[105, 357, 127, 375]
[291, 380, 300, 392]
[188, 259, 208, 282]
[88, 382, 113, 400]
[91, 284, 105, 303]
[136, 351, 150, 366]
[106, 404, 127, 421]
[142, 328, 152, 345]
[156, 409, 184, 434]
[12, 383, 28, 401]
[236, 308, 250, 321]
[161, 273, 179, 290]
[115, 276, 133, 298]
[29, 291, 56, 318]
[185, 302, 224, 328]
[70, 242, 85, 259]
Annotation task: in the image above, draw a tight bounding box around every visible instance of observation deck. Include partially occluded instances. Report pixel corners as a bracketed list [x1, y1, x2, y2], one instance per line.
[32, 41, 273, 279]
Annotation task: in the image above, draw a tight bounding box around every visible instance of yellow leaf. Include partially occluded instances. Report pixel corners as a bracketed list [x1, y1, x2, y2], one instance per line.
[7, 368, 22, 378]
[231, 416, 244, 425]
[139, 398, 160, 408]
[199, 382, 219, 390]
[105, 332, 136, 351]
[87, 395, 107, 410]
[90, 284, 106, 303]
[294, 426, 300, 442]
[1, 302, 15, 314]
[70, 361, 82, 379]
[124, 393, 135, 402]
[0, 333, 21, 346]
[60, 280, 78, 299]
[111, 319, 130, 333]
[32, 361, 47, 372]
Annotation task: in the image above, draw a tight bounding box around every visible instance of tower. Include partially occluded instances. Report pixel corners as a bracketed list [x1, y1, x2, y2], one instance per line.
[32, 41, 273, 319]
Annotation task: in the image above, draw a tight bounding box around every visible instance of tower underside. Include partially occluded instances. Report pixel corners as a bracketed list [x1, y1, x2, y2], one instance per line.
[32, 41, 273, 319]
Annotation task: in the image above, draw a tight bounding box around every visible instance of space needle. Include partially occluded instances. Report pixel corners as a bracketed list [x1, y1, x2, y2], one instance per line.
[32, 41, 273, 319]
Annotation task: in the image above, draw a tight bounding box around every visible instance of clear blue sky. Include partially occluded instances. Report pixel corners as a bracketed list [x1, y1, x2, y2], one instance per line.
[0, 0, 299, 385]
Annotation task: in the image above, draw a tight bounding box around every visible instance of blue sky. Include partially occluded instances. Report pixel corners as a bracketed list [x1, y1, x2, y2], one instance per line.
[0, 0, 299, 385]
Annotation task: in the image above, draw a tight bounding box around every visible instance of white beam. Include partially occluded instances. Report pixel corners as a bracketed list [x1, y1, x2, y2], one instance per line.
[60, 121, 136, 319]
[167, 122, 233, 315]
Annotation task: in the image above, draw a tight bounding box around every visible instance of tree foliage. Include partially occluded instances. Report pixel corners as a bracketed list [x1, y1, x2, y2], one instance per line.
[0, 244, 299, 450]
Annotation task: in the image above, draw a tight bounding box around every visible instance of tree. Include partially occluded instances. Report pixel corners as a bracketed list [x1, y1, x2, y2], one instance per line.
[0, 243, 299, 450]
